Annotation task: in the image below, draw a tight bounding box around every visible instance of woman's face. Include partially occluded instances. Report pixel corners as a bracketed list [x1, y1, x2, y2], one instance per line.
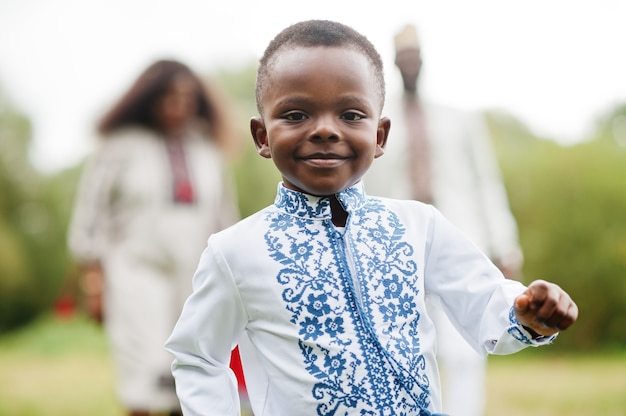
[154, 74, 198, 133]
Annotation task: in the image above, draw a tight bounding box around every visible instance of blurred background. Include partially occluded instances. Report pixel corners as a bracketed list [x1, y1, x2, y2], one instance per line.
[1, 0, 625, 415]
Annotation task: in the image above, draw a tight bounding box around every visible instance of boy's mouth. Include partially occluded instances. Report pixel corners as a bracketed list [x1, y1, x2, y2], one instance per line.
[301, 153, 349, 167]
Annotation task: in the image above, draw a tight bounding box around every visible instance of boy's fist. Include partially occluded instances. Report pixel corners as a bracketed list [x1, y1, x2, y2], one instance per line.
[514, 279, 578, 337]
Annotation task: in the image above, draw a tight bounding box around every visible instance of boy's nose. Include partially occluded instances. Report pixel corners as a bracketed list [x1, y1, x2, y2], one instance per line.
[310, 115, 340, 141]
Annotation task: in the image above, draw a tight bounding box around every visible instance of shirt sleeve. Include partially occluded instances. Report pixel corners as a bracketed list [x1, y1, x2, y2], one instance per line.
[67, 141, 120, 263]
[424, 206, 555, 357]
[165, 237, 248, 416]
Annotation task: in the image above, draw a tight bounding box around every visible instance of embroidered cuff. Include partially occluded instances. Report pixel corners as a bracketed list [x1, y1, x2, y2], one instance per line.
[507, 307, 558, 345]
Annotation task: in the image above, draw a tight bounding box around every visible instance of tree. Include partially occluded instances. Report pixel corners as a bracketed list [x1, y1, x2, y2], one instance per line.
[488, 108, 626, 351]
[0, 88, 77, 331]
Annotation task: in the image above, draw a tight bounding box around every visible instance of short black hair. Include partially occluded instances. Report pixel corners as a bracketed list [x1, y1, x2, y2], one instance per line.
[255, 20, 385, 114]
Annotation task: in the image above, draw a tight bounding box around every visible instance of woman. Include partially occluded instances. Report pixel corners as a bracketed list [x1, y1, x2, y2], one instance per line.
[68, 59, 240, 416]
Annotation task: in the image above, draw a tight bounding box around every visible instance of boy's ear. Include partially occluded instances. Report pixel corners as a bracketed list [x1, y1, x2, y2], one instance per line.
[250, 117, 271, 159]
[374, 117, 391, 158]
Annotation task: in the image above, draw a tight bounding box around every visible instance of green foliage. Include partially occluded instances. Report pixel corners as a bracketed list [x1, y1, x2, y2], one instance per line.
[0, 90, 79, 332]
[213, 62, 259, 106]
[487, 110, 626, 351]
[232, 143, 282, 218]
[0, 96, 40, 330]
[213, 63, 283, 218]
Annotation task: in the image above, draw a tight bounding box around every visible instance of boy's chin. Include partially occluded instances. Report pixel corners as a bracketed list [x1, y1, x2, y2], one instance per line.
[283, 177, 361, 197]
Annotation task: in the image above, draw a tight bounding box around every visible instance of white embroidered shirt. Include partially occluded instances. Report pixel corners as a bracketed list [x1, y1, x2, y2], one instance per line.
[165, 182, 553, 415]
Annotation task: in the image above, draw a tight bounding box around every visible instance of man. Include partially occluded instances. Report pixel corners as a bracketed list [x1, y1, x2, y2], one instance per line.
[365, 24, 524, 415]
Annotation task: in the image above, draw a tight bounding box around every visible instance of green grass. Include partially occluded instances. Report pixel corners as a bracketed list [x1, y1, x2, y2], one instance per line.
[486, 349, 626, 415]
[1, 314, 625, 415]
[0, 314, 123, 416]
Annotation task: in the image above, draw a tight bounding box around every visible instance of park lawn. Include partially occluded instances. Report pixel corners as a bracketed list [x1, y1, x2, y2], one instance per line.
[0, 314, 625, 415]
[486, 350, 626, 415]
[0, 314, 123, 416]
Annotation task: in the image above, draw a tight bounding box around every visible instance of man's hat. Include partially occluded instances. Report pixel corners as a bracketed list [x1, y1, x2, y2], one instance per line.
[394, 24, 420, 52]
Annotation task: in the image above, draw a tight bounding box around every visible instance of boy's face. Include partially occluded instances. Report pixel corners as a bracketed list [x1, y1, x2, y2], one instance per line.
[251, 46, 390, 196]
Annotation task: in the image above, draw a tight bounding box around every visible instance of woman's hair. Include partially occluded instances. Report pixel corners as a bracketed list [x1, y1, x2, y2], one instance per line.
[98, 59, 240, 156]
[256, 20, 385, 114]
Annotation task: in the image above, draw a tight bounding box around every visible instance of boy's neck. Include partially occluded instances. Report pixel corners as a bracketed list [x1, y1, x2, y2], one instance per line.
[330, 195, 348, 227]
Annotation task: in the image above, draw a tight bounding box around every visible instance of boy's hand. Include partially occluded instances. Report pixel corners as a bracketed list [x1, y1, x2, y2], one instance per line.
[514, 279, 578, 337]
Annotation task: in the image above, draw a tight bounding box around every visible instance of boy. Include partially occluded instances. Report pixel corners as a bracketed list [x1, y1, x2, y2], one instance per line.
[165, 20, 577, 415]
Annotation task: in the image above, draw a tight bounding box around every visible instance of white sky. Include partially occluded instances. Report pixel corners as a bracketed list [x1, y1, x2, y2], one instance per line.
[1, 0, 626, 173]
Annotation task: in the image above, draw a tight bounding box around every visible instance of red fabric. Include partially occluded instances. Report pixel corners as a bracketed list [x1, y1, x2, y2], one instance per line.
[229, 346, 247, 391]
[53, 295, 76, 319]
[166, 137, 195, 204]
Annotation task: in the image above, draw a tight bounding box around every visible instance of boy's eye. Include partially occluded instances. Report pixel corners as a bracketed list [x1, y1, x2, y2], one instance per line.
[284, 112, 307, 121]
[342, 112, 364, 121]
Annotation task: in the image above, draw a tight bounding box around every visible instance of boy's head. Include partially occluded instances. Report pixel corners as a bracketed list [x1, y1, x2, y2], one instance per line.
[255, 20, 386, 115]
[250, 20, 390, 197]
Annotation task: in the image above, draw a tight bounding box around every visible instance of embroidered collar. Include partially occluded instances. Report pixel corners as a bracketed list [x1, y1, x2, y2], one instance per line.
[273, 182, 367, 219]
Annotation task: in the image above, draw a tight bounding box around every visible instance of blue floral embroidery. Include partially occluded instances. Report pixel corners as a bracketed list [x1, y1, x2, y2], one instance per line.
[398, 294, 416, 318]
[507, 307, 557, 345]
[308, 293, 332, 316]
[290, 240, 314, 261]
[507, 307, 534, 344]
[324, 353, 347, 376]
[324, 316, 345, 338]
[382, 277, 404, 298]
[265, 185, 432, 414]
[300, 316, 324, 340]
[269, 215, 294, 232]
